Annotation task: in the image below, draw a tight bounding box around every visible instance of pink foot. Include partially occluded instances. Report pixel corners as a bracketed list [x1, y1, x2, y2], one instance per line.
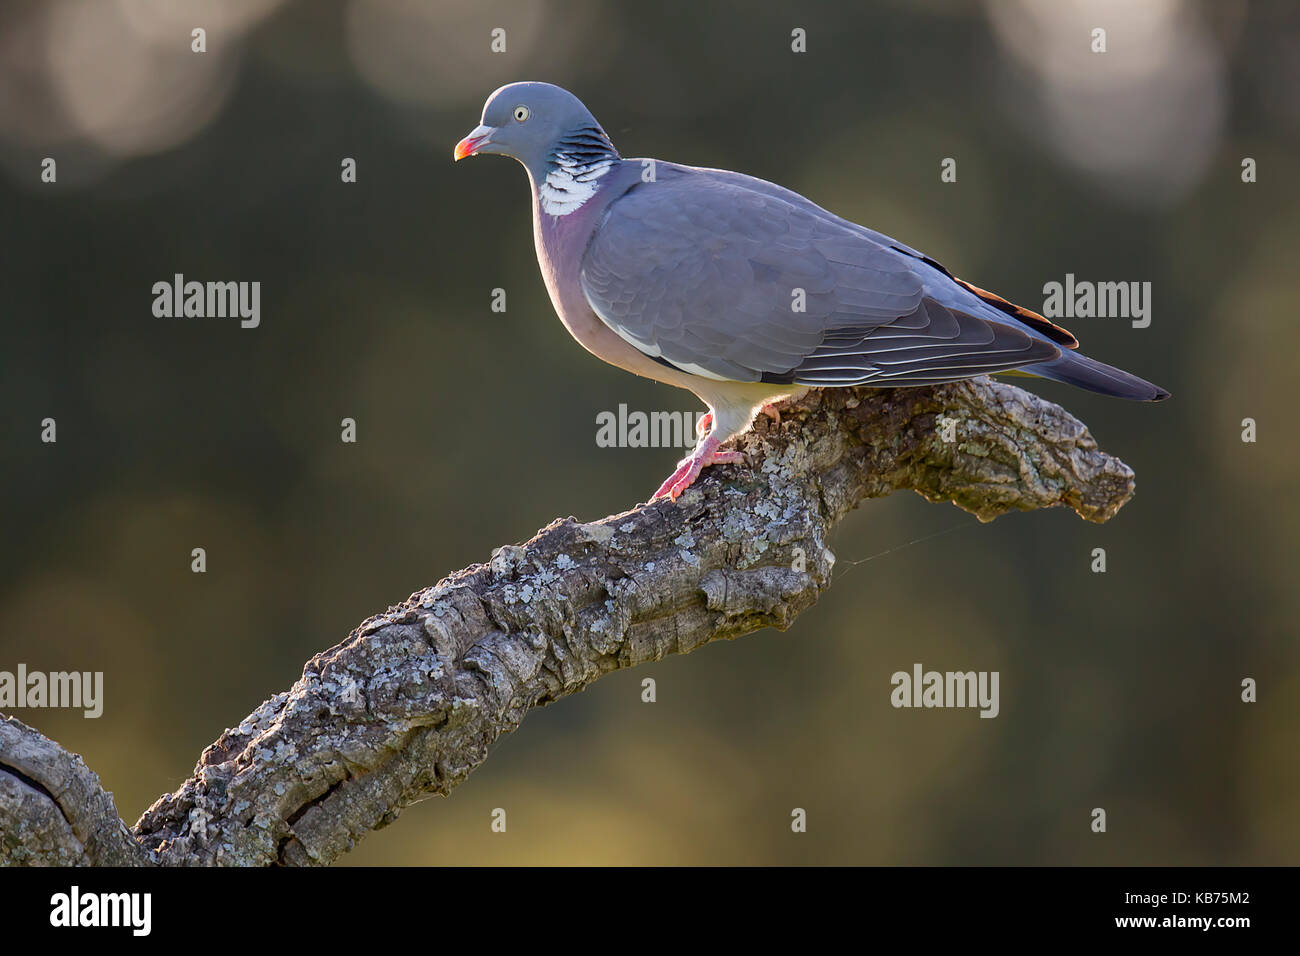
[760, 404, 781, 426]
[652, 434, 745, 501]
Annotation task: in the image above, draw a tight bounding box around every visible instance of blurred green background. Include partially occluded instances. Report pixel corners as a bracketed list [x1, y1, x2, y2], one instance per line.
[1, 0, 1297, 864]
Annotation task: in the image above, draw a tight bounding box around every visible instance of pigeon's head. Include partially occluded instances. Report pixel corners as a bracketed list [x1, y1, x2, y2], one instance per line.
[454, 82, 618, 178]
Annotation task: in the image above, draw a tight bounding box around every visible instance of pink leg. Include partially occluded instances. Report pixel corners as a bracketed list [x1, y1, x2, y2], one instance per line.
[695, 411, 713, 440]
[652, 434, 745, 501]
[759, 404, 781, 426]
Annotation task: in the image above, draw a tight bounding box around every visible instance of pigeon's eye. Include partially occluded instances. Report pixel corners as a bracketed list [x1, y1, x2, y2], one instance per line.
[513, 105, 530, 122]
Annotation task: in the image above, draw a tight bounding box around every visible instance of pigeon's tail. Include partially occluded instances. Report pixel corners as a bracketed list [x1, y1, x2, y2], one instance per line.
[1022, 352, 1170, 402]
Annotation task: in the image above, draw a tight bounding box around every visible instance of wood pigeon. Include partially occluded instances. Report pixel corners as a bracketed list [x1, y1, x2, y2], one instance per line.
[455, 82, 1168, 501]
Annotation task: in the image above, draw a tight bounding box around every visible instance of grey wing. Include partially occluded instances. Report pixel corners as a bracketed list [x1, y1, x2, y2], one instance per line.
[579, 173, 1060, 386]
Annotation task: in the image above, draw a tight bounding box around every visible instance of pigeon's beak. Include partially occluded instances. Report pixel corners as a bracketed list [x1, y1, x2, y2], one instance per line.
[454, 125, 496, 161]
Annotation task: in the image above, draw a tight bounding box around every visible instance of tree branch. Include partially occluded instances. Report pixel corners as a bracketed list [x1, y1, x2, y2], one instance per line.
[0, 379, 1136, 865]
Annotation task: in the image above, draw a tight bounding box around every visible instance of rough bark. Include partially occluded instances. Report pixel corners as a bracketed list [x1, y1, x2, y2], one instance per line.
[0, 379, 1137, 866]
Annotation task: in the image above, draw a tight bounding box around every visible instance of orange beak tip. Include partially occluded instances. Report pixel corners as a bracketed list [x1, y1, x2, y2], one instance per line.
[454, 134, 489, 162]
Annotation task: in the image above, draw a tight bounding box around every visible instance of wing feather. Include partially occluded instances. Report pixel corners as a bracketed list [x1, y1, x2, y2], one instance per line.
[580, 169, 1060, 386]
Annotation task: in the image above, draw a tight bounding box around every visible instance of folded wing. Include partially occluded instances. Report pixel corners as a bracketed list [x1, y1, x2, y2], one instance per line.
[579, 172, 1060, 386]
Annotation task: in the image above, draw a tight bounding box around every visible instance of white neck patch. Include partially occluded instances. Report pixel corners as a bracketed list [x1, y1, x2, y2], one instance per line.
[540, 152, 614, 216]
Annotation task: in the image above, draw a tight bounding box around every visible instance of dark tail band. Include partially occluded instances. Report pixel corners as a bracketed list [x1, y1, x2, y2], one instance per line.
[1023, 352, 1170, 402]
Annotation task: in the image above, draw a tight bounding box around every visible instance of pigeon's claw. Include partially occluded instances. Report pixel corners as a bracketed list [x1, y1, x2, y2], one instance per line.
[652, 435, 745, 501]
[707, 450, 746, 465]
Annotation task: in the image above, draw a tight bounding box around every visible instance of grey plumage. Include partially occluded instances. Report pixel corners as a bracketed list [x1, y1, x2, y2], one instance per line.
[455, 82, 1168, 499]
[581, 168, 1060, 388]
